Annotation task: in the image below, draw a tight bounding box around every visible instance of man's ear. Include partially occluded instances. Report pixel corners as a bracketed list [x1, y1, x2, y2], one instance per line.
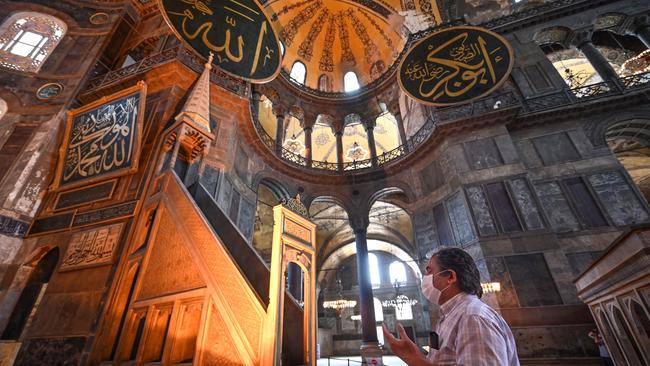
[448, 269, 458, 284]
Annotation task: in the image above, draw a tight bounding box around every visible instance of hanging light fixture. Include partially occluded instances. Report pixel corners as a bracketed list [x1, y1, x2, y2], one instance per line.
[323, 279, 357, 317]
[382, 281, 418, 310]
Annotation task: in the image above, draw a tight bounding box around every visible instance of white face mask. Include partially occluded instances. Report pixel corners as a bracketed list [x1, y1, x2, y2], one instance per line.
[421, 270, 450, 305]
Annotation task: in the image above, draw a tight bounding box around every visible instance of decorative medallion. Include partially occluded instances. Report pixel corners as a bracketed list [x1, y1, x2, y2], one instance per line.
[89, 12, 110, 25]
[159, 0, 282, 83]
[346, 142, 368, 161]
[283, 138, 305, 155]
[36, 82, 63, 100]
[398, 26, 514, 107]
[54, 82, 146, 189]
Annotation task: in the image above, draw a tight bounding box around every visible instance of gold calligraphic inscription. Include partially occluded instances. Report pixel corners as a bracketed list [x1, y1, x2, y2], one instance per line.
[398, 26, 514, 107]
[160, 0, 281, 83]
[60, 223, 123, 271]
[55, 83, 146, 189]
[283, 217, 311, 244]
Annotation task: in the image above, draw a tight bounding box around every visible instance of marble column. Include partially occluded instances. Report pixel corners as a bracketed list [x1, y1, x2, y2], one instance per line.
[573, 33, 620, 86]
[336, 130, 344, 171]
[351, 216, 382, 362]
[304, 126, 313, 167]
[275, 113, 285, 153]
[366, 123, 378, 166]
[394, 112, 409, 151]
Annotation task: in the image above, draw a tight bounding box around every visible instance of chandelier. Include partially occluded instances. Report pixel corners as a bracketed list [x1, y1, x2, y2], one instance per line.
[621, 49, 650, 76]
[481, 282, 501, 294]
[323, 280, 356, 317]
[381, 281, 418, 310]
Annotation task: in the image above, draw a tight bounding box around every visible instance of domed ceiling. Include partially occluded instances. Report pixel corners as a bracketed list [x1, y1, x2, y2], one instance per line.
[262, 0, 441, 92]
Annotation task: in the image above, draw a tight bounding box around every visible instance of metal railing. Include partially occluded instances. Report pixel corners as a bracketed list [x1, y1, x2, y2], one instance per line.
[81, 45, 249, 97]
[522, 70, 650, 113]
[250, 91, 522, 172]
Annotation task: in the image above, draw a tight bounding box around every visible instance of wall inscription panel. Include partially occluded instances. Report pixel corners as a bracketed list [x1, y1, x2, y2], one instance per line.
[284, 217, 311, 244]
[55, 83, 146, 189]
[60, 223, 124, 271]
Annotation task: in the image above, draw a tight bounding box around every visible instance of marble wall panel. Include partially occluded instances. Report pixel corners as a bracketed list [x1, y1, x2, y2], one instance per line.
[200, 166, 220, 198]
[508, 178, 544, 230]
[14, 336, 86, 366]
[446, 192, 475, 245]
[465, 186, 497, 236]
[419, 160, 445, 193]
[413, 211, 438, 260]
[532, 132, 580, 165]
[238, 198, 256, 242]
[587, 171, 650, 226]
[463, 138, 503, 170]
[218, 177, 232, 214]
[534, 181, 580, 232]
[505, 253, 563, 307]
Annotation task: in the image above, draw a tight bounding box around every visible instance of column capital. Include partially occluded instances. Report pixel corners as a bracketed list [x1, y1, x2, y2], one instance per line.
[349, 214, 370, 233]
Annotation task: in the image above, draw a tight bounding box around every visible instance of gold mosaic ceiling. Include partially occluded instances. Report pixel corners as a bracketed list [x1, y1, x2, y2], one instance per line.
[263, 0, 441, 92]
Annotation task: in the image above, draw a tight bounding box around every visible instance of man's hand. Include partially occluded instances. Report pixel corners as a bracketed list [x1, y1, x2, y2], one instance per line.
[382, 323, 431, 366]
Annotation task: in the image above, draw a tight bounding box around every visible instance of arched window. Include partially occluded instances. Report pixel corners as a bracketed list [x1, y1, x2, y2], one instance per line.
[374, 112, 401, 155]
[289, 61, 306, 84]
[0, 12, 67, 72]
[389, 261, 407, 285]
[0, 98, 7, 121]
[368, 253, 381, 288]
[318, 74, 332, 92]
[344, 71, 360, 92]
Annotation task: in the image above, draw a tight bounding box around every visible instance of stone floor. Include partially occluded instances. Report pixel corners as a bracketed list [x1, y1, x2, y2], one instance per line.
[316, 356, 407, 366]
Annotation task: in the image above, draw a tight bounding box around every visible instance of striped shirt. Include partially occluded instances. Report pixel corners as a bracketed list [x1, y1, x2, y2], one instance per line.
[427, 293, 520, 365]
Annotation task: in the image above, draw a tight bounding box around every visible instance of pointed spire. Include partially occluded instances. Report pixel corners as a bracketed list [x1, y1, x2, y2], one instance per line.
[175, 52, 213, 133]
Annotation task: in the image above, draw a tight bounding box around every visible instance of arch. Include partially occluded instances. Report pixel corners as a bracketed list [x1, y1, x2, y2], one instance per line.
[593, 13, 627, 32]
[533, 26, 571, 47]
[626, 298, 650, 352]
[312, 115, 337, 163]
[594, 307, 625, 364]
[318, 74, 332, 92]
[0, 11, 67, 72]
[373, 111, 401, 155]
[289, 61, 306, 84]
[1, 247, 59, 340]
[257, 94, 277, 139]
[343, 71, 360, 92]
[608, 304, 645, 365]
[256, 177, 290, 201]
[317, 240, 421, 286]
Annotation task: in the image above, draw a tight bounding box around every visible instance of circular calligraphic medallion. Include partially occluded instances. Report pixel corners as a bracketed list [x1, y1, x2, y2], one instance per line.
[36, 83, 64, 100]
[159, 0, 282, 83]
[398, 26, 514, 107]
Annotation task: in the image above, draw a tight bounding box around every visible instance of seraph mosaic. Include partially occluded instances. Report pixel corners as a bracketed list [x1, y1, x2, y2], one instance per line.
[398, 26, 514, 107]
[57, 83, 146, 188]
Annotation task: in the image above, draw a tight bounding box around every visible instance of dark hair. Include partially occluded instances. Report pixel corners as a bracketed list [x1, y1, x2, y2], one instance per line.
[433, 248, 483, 298]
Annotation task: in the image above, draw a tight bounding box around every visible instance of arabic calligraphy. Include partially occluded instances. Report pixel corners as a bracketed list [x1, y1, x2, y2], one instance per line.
[398, 26, 513, 107]
[160, 0, 281, 83]
[60, 223, 123, 271]
[61, 92, 140, 186]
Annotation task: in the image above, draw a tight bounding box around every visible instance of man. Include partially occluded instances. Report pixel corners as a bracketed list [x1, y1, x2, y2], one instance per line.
[383, 248, 520, 365]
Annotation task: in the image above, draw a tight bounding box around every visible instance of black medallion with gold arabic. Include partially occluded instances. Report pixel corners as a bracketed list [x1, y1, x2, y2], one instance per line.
[398, 26, 514, 107]
[160, 0, 281, 83]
